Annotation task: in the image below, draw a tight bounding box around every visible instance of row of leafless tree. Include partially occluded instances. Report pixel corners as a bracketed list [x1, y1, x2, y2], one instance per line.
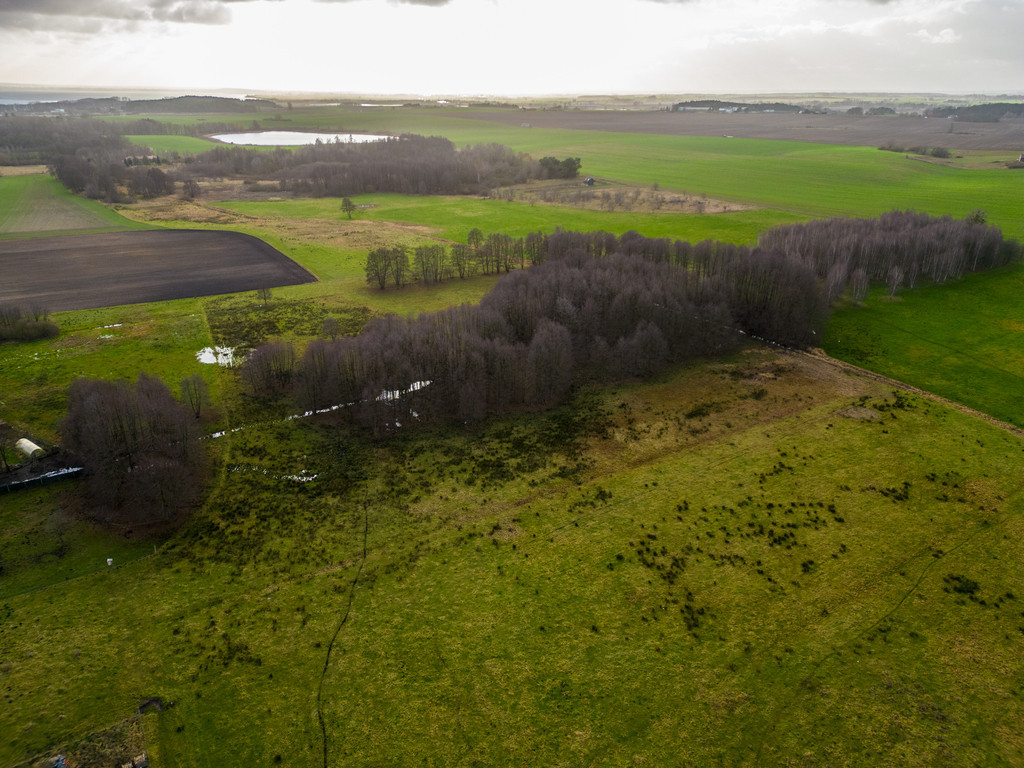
[757, 210, 1019, 300]
[179, 136, 555, 196]
[371, 212, 1018, 310]
[247, 243, 827, 433]
[0, 116, 128, 165]
[51, 154, 175, 202]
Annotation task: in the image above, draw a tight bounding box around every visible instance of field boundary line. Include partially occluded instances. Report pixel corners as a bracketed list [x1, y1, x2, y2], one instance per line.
[794, 348, 1024, 440]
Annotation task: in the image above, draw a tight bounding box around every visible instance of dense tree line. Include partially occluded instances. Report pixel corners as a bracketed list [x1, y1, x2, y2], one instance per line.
[181, 136, 552, 196]
[42, 133, 564, 199]
[247, 209, 1017, 436]
[372, 212, 1016, 315]
[60, 374, 207, 523]
[51, 155, 174, 202]
[757, 210, 1019, 298]
[925, 103, 1024, 123]
[287, 251, 741, 434]
[4, 113, 575, 200]
[0, 116, 129, 165]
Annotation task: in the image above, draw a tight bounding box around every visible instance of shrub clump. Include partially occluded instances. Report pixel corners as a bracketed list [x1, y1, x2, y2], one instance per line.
[0, 302, 59, 342]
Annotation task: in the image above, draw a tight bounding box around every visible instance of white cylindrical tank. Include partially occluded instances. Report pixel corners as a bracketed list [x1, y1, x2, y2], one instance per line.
[15, 438, 44, 459]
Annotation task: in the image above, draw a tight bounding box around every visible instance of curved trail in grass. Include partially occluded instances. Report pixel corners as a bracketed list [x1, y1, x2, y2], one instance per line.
[316, 505, 368, 768]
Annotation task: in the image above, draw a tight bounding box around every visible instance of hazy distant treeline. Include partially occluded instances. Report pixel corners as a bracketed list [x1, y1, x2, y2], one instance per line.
[924, 103, 1024, 123]
[0, 116, 128, 165]
[1, 113, 568, 198]
[185, 135, 549, 195]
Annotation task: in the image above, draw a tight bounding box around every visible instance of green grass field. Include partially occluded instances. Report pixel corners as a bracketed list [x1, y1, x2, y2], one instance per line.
[218, 194, 806, 247]
[1, 104, 1022, 767]
[825, 264, 1024, 427]
[0, 175, 152, 238]
[125, 135, 222, 155]
[2, 351, 1023, 766]
[103, 106, 1024, 236]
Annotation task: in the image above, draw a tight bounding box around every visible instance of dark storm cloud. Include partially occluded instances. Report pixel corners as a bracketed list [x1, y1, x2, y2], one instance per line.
[314, 0, 454, 5]
[0, 0, 451, 30]
[0, 0, 279, 29]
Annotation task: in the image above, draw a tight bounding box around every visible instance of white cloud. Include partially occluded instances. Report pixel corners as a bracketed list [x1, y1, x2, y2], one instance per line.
[912, 27, 961, 44]
[0, 0, 1019, 95]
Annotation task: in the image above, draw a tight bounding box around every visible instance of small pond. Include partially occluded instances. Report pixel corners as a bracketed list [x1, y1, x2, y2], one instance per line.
[210, 131, 392, 146]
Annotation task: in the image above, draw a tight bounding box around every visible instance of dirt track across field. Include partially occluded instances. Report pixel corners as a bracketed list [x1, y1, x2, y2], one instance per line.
[0, 229, 316, 312]
[475, 110, 1024, 150]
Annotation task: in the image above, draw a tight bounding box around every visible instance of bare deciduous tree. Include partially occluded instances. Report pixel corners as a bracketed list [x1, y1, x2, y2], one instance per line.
[60, 374, 205, 522]
[180, 374, 211, 420]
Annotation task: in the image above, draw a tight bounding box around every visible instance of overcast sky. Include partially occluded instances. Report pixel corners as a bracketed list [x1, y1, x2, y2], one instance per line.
[0, 0, 1020, 97]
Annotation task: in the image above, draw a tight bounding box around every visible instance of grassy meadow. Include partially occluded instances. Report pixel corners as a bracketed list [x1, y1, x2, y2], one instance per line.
[125, 135, 222, 155]
[825, 263, 1024, 428]
[104, 104, 1024, 236]
[0, 174, 153, 238]
[1, 104, 1023, 767]
[4, 349, 1024, 767]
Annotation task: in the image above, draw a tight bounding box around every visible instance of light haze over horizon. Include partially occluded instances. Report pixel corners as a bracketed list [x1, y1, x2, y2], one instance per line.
[0, 0, 1020, 98]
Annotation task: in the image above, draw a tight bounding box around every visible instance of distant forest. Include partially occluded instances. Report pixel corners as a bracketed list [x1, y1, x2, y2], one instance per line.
[671, 100, 809, 113]
[241, 212, 1019, 435]
[0, 116, 569, 200]
[924, 103, 1024, 123]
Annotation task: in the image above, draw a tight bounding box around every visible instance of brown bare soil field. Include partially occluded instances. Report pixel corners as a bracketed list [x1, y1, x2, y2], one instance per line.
[0, 165, 49, 177]
[481, 110, 1024, 150]
[0, 230, 316, 312]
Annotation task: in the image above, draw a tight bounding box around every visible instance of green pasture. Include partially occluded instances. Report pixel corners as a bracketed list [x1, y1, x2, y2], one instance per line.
[125, 135, 221, 155]
[0, 487, 159, 600]
[1, 102, 1022, 766]
[106, 105, 1023, 235]
[825, 263, 1024, 427]
[0, 300, 219, 441]
[0, 174, 151, 238]
[2, 353, 1023, 766]
[219, 194, 805, 247]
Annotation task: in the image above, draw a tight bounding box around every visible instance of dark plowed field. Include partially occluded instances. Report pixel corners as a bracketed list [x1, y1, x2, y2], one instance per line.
[477, 110, 1024, 150]
[0, 229, 316, 311]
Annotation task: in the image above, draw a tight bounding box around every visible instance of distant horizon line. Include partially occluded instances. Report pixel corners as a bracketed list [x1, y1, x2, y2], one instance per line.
[2, 82, 1022, 103]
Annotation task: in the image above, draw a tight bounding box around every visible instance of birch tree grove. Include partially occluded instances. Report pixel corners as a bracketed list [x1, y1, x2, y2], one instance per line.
[326, 209, 1017, 434]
